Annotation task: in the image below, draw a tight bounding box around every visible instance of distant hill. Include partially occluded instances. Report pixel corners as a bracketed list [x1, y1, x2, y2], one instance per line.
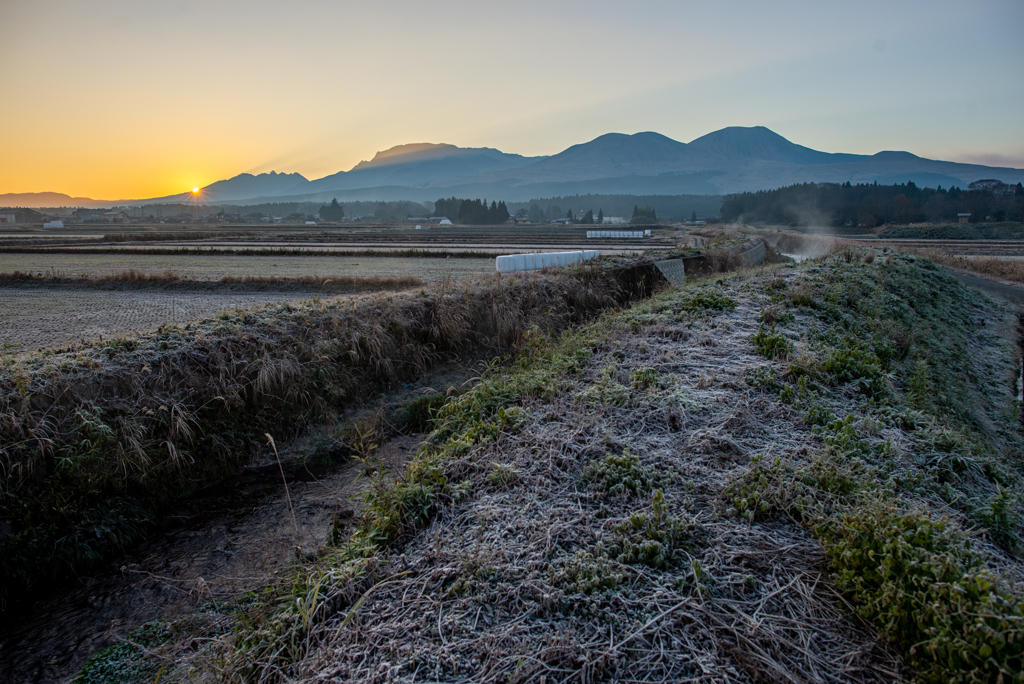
[0, 192, 112, 209]
[300, 143, 543, 196]
[200, 171, 309, 202]
[8, 127, 1024, 207]
[686, 126, 865, 165]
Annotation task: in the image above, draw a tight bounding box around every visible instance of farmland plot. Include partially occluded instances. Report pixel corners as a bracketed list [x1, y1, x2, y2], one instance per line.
[0, 253, 494, 281]
[0, 288, 317, 351]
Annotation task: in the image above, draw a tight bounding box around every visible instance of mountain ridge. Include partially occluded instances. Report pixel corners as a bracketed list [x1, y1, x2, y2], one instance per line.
[5, 127, 1023, 207]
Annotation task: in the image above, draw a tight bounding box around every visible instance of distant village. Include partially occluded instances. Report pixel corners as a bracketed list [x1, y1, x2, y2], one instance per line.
[0, 206, 651, 227]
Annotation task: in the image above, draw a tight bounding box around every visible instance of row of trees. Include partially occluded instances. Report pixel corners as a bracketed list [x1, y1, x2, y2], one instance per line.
[721, 180, 1024, 227]
[630, 205, 657, 223]
[430, 197, 510, 225]
[561, 209, 604, 224]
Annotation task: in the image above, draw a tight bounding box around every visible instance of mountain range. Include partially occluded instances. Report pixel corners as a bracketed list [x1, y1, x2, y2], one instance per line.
[4, 126, 1023, 208]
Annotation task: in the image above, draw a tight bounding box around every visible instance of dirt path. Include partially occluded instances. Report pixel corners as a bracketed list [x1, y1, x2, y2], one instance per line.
[0, 435, 421, 684]
[944, 267, 1024, 304]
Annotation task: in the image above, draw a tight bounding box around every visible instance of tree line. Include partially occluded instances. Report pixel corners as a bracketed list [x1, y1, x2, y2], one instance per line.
[720, 180, 1024, 227]
[509, 194, 720, 222]
[432, 197, 510, 225]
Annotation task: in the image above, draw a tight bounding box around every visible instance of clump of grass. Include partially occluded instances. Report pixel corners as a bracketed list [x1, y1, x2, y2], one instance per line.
[392, 392, 449, 433]
[630, 365, 661, 390]
[582, 447, 661, 497]
[759, 304, 794, 327]
[603, 489, 695, 569]
[75, 620, 171, 684]
[751, 326, 793, 359]
[574, 361, 629, 406]
[787, 288, 817, 308]
[554, 550, 625, 594]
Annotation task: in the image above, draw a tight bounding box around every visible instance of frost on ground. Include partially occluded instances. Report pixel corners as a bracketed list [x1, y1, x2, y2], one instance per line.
[272, 270, 906, 683]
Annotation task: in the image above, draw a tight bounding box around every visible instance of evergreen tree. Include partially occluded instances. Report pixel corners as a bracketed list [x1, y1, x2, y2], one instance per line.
[597, 208, 603, 224]
[691, 210, 697, 222]
[318, 198, 345, 221]
[528, 202, 545, 222]
[581, 209, 594, 224]
[567, 209, 575, 223]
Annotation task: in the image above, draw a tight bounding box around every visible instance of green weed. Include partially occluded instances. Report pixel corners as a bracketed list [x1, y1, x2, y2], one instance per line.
[582, 447, 662, 497]
[603, 490, 695, 569]
[751, 326, 793, 359]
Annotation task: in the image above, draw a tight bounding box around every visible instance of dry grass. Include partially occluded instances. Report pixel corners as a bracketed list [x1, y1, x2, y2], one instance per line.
[64, 250, 1024, 682]
[0, 265, 628, 608]
[905, 248, 1024, 284]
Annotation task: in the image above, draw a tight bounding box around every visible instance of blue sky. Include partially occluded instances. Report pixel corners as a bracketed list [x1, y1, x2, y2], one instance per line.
[1, 0, 1021, 197]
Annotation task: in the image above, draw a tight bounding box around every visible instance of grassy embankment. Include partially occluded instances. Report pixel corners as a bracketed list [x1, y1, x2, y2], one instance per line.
[80, 248, 1023, 682]
[0, 265, 627, 611]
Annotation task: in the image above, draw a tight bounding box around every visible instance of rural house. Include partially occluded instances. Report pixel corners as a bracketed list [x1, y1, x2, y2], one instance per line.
[0, 208, 44, 224]
[73, 208, 130, 222]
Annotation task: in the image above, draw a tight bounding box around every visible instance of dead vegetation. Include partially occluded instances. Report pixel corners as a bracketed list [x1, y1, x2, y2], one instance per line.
[0, 265, 626, 609]
[903, 248, 1024, 284]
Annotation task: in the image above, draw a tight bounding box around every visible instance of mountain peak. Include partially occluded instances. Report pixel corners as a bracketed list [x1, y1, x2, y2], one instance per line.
[351, 143, 521, 171]
[357, 143, 459, 169]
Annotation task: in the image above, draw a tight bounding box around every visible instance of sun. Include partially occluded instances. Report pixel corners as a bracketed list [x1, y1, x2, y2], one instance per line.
[192, 187, 200, 193]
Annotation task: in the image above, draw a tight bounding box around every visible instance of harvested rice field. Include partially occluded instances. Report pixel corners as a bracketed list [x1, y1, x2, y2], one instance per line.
[0, 253, 494, 281]
[0, 288, 319, 351]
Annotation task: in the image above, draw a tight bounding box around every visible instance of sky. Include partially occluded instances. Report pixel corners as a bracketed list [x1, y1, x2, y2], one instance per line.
[1, 0, 1022, 200]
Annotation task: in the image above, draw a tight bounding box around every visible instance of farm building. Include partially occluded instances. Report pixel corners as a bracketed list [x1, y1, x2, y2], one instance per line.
[0, 208, 44, 224]
[958, 212, 971, 224]
[73, 209, 130, 223]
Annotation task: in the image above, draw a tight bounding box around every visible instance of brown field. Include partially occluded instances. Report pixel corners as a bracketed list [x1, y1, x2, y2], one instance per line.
[0, 288, 340, 352]
[0, 253, 494, 281]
